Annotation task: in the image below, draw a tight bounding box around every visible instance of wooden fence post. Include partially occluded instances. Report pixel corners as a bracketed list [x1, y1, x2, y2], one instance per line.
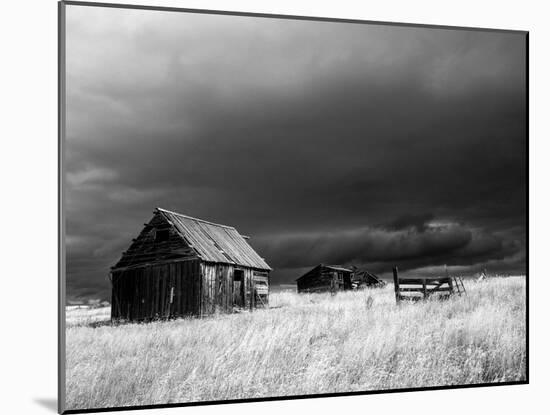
[445, 264, 454, 294]
[392, 267, 400, 304]
[422, 278, 427, 300]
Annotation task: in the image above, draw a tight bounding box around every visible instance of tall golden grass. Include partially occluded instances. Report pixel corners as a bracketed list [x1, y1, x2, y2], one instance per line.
[65, 277, 526, 410]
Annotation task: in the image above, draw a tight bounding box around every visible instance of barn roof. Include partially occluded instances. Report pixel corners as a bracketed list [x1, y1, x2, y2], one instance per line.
[323, 265, 353, 273]
[156, 208, 272, 271]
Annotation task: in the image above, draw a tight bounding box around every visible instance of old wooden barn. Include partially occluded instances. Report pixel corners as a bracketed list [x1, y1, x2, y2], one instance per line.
[296, 264, 353, 293]
[110, 208, 271, 321]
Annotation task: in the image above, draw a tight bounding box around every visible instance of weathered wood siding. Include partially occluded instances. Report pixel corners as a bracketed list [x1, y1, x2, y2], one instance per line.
[111, 259, 201, 320]
[113, 212, 197, 270]
[200, 264, 268, 314]
[201, 263, 232, 314]
[297, 269, 333, 293]
[112, 260, 270, 321]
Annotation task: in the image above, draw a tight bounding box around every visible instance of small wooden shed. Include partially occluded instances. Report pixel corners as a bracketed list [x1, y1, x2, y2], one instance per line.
[110, 208, 271, 321]
[296, 264, 353, 293]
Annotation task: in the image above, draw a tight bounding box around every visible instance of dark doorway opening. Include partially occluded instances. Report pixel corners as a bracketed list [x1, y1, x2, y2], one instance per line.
[233, 269, 245, 308]
[343, 272, 352, 290]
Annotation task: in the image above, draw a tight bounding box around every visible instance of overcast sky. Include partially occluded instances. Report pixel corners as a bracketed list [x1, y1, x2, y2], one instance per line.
[65, 5, 526, 301]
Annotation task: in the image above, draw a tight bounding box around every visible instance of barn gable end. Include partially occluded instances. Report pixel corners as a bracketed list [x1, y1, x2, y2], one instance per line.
[112, 212, 198, 271]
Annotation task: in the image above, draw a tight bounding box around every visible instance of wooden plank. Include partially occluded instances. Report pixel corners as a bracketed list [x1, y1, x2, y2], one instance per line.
[422, 279, 427, 299]
[116, 273, 121, 319]
[118, 272, 123, 319]
[181, 262, 194, 314]
[143, 267, 149, 320]
[399, 295, 423, 302]
[181, 262, 186, 315]
[211, 266, 216, 313]
[144, 268, 149, 319]
[255, 286, 269, 295]
[186, 261, 192, 315]
[159, 266, 166, 319]
[131, 269, 137, 319]
[223, 266, 228, 312]
[200, 263, 205, 315]
[172, 263, 177, 316]
[393, 267, 400, 304]
[194, 261, 200, 315]
[165, 264, 171, 318]
[210, 265, 215, 314]
[253, 275, 268, 283]
[218, 265, 223, 312]
[126, 270, 132, 320]
[191, 262, 197, 316]
[399, 287, 453, 293]
[177, 262, 183, 315]
[267, 272, 270, 306]
[197, 261, 202, 315]
[139, 268, 145, 320]
[205, 265, 211, 314]
[185, 261, 191, 315]
[224, 266, 230, 312]
[246, 269, 254, 310]
[166, 264, 173, 318]
[251, 269, 255, 308]
[115, 272, 121, 319]
[226, 266, 231, 312]
[142, 267, 148, 320]
[162, 265, 168, 318]
[149, 267, 155, 319]
[204, 265, 209, 314]
[166, 264, 172, 318]
[190, 261, 195, 315]
[138, 267, 144, 320]
[154, 266, 160, 318]
[210, 265, 216, 314]
[120, 271, 126, 319]
[426, 287, 453, 293]
[211, 265, 216, 313]
[202, 264, 209, 315]
[136, 268, 141, 320]
[119, 271, 125, 319]
[398, 279, 451, 285]
[167, 264, 174, 318]
[214, 265, 220, 313]
[125, 271, 130, 319]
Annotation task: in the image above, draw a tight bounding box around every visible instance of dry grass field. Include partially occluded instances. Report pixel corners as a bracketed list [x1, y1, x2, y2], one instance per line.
[65, 277, 526, 411]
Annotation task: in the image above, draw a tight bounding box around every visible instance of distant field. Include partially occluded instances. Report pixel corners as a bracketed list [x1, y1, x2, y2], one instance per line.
[65, 277, 526, 411]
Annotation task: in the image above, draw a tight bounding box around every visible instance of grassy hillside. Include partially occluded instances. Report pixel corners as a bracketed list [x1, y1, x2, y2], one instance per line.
[65, 277, 526, 410]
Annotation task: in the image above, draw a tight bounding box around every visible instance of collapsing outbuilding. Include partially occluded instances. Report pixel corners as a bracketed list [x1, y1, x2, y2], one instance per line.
[296, 264, 385, 293]
[351, 269, 386, 289]
[110, 208, 271, 321]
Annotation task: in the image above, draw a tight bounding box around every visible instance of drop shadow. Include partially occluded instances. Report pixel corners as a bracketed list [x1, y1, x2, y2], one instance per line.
[34, 398, 57, 412]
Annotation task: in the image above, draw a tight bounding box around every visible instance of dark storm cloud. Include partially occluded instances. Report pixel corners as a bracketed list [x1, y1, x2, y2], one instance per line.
[253, 222, 522, 273]
[384, 213, 436, 232]
[65, 6, 526, 299]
